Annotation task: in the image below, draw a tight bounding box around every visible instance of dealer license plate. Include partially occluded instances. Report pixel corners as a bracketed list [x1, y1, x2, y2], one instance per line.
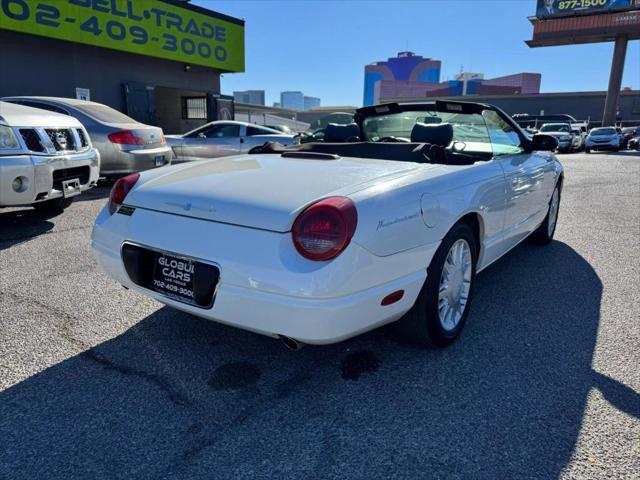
[121, 244, 219, 308]
[152, 253, 197, 303]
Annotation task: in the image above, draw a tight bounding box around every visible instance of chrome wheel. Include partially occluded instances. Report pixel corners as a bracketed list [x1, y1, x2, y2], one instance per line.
[438, 239, 472, 332]
[547, 188, 559, 237]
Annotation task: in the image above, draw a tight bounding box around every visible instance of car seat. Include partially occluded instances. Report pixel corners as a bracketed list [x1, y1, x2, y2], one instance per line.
[323, 123, 361, 143]
[410, 123, 453, 164]
[410, 122, 479, 165]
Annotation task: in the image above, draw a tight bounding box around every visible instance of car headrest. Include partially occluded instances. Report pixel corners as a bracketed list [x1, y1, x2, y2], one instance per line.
[324, 123, 360, 143]
[410, 122, 454, 146]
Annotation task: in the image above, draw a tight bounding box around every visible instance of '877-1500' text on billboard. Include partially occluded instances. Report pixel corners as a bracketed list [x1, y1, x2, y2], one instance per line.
[536, 0, 640, 18]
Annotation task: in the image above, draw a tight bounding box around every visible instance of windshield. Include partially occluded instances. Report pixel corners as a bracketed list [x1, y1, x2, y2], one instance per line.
[590, 128, 616, 136]
[540, 124, 570, 133]
[76, 104, 138, 124]
[363, 111, 489, 145]
[362, 109, 524, 156]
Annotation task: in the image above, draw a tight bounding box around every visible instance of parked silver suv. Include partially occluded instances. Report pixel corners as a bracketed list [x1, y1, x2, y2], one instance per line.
[0, 102, 99, 212]
[585, 127, 621, 153]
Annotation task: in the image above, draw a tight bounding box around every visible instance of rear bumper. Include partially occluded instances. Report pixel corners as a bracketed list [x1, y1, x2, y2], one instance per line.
[0, 149, 100, 207]
[92, 206, 434, 344]
[101, 146, 174, 176]
[96, 239, 425, 344]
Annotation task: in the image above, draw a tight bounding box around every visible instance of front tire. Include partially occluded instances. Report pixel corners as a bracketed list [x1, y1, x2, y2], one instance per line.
[33, 197, 72, 213]
[398, 223, 477, 348]
[529, 185, 561, 245]
[585, 148, 591, 154]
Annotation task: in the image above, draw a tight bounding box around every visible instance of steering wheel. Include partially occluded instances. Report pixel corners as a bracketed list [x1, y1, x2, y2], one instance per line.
[377, 136, 410, 143]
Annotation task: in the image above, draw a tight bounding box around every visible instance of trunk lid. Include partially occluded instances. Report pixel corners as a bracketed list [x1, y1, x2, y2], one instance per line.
[125, 154, 421, 232]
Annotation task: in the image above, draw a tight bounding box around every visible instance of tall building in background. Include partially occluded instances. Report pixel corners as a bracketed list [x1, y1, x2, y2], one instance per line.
[280, 91, 321, 110]
[304, 96, 321, 110]
[280, 91, 304, 110]
[233, 90, 265, 106]
[363, 51, 442, 106]
[364, 52, 541, 105]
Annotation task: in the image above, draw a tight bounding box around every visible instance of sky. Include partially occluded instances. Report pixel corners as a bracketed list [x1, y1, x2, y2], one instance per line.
[194, 0, 640, 107]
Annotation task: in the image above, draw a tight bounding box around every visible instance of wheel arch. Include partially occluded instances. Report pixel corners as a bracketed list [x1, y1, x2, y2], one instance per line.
[557, 172, 565, 192]
[451, 211, 484, 260]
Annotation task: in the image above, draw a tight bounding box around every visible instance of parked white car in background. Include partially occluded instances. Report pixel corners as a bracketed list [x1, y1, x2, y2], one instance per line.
[538, 123, 583, 152]
[0, 101, 99, 212]
[585, 127, 621, 153]
[165, 121, 297, 162]
[93, 101, 563, 349]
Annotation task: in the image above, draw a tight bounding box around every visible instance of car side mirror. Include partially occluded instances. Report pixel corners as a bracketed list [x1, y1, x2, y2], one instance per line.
[198, 132, 207, 139]
[530, 133, 558, 152]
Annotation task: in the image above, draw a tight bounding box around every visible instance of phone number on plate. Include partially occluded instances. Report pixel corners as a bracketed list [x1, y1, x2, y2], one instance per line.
[153, 280, 194, 298]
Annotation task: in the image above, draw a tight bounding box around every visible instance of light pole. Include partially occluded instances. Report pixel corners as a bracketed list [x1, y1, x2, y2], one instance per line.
[602, 35, 628, 127]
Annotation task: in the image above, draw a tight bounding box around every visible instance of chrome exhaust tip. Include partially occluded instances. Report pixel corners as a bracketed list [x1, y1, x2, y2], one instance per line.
[279, 335, 304, 351]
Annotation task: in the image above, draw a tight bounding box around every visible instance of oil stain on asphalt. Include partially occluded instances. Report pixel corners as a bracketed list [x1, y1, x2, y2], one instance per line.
[209, 362, 261, 390]
[341, 350, 380, 380]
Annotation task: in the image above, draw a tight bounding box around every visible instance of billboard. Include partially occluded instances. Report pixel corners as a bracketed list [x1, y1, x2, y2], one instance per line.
[528, 7, 640, 46]
[0, 0, 245, 72]
[536, 0, 640, 18]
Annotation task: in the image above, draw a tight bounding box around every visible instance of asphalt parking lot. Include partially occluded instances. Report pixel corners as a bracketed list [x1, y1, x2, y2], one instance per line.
[1, 151, 639, 480]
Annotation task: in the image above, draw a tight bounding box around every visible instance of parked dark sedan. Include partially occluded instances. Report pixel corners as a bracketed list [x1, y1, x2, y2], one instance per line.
[621, 127, 640, 149]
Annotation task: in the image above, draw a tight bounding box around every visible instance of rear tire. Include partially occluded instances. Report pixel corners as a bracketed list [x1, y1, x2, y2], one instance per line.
[397, 223, 477, 348]
[585, 148, 591, 154]
[33, 197, 72, 213]
[529, 184, 561, 245]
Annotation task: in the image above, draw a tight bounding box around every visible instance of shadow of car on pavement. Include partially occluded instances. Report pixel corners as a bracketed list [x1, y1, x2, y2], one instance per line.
[1, 241, 637, 479]
[71, 184, 111, 203]
[0, 186, 110, 250]
[0, 208, 55, 250]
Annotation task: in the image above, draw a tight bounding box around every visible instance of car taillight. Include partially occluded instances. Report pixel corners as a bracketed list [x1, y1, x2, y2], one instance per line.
[160, 133, 166, 144]
[108, 130, 144, 145]
[292, 196, 357, 261]
[108, 173, 139, 215]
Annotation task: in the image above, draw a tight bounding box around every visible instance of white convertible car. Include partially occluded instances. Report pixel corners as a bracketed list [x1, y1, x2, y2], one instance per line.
[92, 101, 562, 349]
